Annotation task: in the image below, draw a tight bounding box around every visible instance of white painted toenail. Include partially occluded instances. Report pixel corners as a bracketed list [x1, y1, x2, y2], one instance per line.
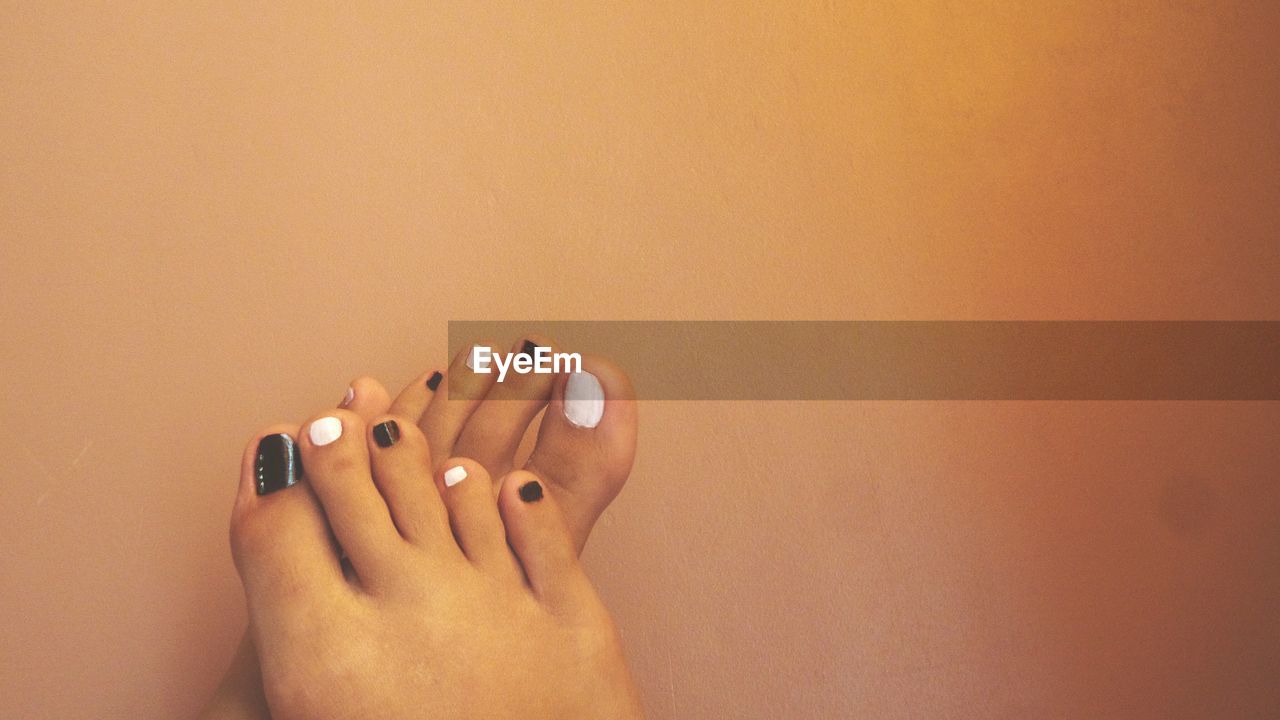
[444, 465, 468, 487]
[309, 417, 343, 446]
[564, 371, 604, 428]
[339, 386, 354, 407]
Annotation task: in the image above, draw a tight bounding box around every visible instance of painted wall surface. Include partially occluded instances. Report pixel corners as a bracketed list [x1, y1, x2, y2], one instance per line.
[2, 3, 1277, 718]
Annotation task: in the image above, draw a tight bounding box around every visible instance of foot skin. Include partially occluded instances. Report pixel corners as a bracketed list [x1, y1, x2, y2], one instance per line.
[394, 342, 637, 554]
[234, 413, 644, 720]
[201, 349, 637, 719]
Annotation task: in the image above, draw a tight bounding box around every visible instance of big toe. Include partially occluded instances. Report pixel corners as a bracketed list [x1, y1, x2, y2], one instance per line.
[231, 426, 347, 623]
[525, 354, 637, 553]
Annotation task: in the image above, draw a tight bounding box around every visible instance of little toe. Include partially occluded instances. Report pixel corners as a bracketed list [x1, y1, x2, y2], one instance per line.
[435, 458, 520, 578]
[232, 426, 347, 615]
[298, 410, 405, 584]
[497, 470, 593, 612]
[338, 376, 393, 421]
[419, 341, 500, 469]
[525, 354, 638, 553]
[366, 415, 452, 548]
[453, 335, 558, 479]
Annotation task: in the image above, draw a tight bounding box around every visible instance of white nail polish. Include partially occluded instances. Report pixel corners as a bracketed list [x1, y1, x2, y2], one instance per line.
[339, 387, 355, 408]
[563, 371, 604, 428]
[444, 465, 468, 487]
[309, 417, 343, 446]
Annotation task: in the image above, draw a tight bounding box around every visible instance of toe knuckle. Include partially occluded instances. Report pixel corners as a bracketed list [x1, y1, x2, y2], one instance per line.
[228, 507, 267, 556]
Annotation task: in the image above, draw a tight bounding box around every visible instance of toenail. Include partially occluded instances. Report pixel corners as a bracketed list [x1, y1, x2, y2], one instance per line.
[444, 465, 468, 487]
[339, 386, 355, 407]
[563, 371, 605, 429]
[373, 420, 400, 448]
[309, 417, 343, 446]
[465, 345, 481, 370]
[521, 339, 537, 356]
[426, 371, 443, 391]
[255, 434, 302, 495]
[518, 480, 544, 503]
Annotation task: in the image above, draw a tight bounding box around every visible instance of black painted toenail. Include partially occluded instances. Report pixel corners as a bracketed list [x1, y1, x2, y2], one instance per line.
[521, 339, 537, 356]
[518, 480, 544, 503]
[255, 434, 302, 496]
[426, 371, 443, 392]
[373, 420, 400, 448]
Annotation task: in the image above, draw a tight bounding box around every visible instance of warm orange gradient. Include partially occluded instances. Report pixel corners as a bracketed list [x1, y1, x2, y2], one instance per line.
[2, 3, 1277, 718]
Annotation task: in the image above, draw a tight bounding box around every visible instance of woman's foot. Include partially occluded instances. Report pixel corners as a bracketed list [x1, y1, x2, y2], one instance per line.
[393, 341, 637, 554]
[201, 346, 637, 719]
[233, 410, 644, 719]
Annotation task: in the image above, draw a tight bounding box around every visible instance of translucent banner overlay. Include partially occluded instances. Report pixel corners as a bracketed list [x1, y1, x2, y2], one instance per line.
[448, 321, 1280, 400]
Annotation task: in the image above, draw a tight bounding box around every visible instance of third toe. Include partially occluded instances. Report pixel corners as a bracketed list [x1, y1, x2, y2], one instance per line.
[365, 416, 454, 550]
[434, 458, 520, 578]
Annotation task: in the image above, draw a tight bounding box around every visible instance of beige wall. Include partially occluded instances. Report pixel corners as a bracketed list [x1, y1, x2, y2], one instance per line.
[2, 2, 1277, 718]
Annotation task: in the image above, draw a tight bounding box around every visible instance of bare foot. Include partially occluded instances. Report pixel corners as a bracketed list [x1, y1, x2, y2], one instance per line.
[395, 341, 637, 554]
[201, 346, 637, 719]
[233, 408, 644, 719]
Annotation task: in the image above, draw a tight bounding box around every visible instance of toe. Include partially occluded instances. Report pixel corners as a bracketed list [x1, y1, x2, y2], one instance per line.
[453, 335, 558, 478]
[525, 354, 638, 553]
[232, 426, 347, 613]
[366, 415, 453, 548]
[434, 458, 521, 578]
[387, 368, 446, 423]
[418, 341, 499, 468]
[298, 410, 405, 583]
[339, 376, 393, 421]
[497, 470, 593, 612]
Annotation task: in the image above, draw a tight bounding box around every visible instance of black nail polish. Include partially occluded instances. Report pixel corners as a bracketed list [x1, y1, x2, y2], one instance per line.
[255, 433, 302, 496]
[426, 371, 443, 391]
[518, 480, 544, 503]
[521, 339, 537, 356]
[373, 420, 401, 448]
